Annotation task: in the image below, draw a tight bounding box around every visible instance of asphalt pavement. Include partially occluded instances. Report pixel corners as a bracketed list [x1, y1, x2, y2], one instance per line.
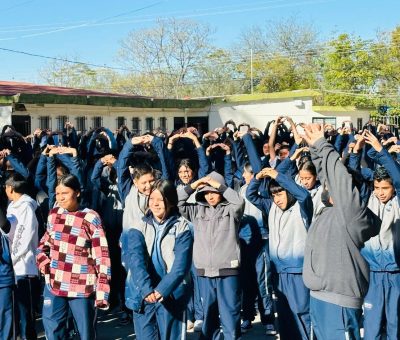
[36, 309, 278, 339]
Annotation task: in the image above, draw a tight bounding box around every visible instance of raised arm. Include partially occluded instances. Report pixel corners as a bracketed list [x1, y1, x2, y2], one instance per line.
[117, 137, 144, 203]
[304, 124, 377, 245]
[149, 135, 170, 180]
[242, 133, 262, 174]
[246, 176, 273, 214]
[268, 120, 279, 163]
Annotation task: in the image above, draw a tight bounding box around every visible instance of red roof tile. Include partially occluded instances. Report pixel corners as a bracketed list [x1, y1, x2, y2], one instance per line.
[0, 80, 147, 98]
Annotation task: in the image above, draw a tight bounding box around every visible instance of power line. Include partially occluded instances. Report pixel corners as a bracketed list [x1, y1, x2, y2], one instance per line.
[0, 1, 164, 41]
[2, 0, 35, 13]
[0, 47, 133, 72]
[0, 0, 322, 33]
[0, 0, 333, 41]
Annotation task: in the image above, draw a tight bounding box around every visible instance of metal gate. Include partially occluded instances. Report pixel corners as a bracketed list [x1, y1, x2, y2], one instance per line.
[369, 115, 400, 132]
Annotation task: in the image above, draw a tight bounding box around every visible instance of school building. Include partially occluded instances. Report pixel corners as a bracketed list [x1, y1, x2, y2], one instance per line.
[0, 81, 374, 136]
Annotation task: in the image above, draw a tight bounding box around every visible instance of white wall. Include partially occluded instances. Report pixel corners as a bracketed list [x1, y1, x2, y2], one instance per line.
[0, 105, 12, 127]
[208, 98, 370, 130]
[14, 104, 203, 134]
[10, 97, 371, 135]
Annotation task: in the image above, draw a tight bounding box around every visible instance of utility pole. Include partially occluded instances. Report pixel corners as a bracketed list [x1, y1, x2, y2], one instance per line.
[250, 48, 254, 94]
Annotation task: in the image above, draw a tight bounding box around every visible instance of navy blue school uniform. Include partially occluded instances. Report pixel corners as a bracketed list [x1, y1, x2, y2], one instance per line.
[0, 213, 16, 340]
[247, 173, 313, 340]
[361, 147, 400, 340]
[123, 212, 193, 340]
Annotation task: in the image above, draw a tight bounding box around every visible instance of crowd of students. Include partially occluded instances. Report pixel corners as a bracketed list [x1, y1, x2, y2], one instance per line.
[0, 117, 399, 340]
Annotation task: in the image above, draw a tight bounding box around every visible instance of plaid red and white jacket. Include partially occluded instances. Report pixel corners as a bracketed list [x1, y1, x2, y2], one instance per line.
[36, 207, 111, 306]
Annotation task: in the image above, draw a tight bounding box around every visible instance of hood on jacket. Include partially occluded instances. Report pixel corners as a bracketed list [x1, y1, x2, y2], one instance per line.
[9, 194, 38, 211]
[195, 171, 226, 204]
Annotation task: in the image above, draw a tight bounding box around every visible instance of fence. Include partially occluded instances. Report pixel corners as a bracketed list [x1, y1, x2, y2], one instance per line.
[369, 115, 400, 132]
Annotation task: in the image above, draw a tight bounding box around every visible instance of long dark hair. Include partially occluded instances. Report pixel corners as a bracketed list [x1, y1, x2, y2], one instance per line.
[149, 179, 179, 218]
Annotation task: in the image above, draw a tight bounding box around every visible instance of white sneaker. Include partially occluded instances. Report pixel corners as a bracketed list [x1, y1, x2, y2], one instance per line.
[193, 320, 203, 332]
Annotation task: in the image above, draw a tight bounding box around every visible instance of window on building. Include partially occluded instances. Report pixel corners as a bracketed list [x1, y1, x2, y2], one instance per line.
[132, 118, 141, 135]
[357, 118, 363, 131]
[39, 116, 51, 130]
[92, 116, 102, 129]
[159, 117, 167, 132]
[56, 115, 68, 131]
[116, 116, 126, 129]
[75, 116, 87, 132]
[145, 117, 154, 132]
[312, 117, 337, 128]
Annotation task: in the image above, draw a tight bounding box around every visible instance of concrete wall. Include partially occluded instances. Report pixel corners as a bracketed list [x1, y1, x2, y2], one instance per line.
[9, 96, 371, 135]
[12, 104, 207, 134]
[208, 98, 370, 130]
[0, 105, 12, 127]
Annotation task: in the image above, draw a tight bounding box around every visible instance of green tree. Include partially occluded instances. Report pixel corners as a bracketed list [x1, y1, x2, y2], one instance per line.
[371, 26, 400, 100]
[321, 33, 379, 107]
[39, 57, 101, 88]
[236, 17, 320, 92]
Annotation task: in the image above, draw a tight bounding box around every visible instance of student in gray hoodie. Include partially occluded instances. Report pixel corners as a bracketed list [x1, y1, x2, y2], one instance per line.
[5, 173, 39, 340]
[302, 124, 380, 340]
[177, 171, 245, 340]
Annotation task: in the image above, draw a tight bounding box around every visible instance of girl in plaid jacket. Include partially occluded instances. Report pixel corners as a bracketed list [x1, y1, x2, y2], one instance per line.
[37, 174, 111, 340]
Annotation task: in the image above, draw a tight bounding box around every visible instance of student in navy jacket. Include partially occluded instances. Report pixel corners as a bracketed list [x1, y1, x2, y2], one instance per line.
[0, 206, 16, 340]
[166, 129, 209, 187]
[360, 130, 400, 340]
[246, 167, 313, 340]
[124, 179, 193, 340]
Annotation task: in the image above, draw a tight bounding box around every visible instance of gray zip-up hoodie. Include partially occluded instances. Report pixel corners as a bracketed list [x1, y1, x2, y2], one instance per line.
[177, 171, 245, 277]
[303, 138, 380, 309]
[122, 185, 148, 232]
[7, 194, 39, 276]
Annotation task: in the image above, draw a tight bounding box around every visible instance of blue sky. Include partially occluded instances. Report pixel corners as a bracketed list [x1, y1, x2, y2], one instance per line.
[1, 0, 399, 83]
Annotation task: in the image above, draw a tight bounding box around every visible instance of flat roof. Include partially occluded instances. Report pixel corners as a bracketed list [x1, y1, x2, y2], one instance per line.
[0, 80, 210, 109]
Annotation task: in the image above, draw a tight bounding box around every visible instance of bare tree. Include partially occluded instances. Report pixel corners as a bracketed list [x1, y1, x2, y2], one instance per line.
[116, 18, 214, 98]
[234, 16, 321, 92]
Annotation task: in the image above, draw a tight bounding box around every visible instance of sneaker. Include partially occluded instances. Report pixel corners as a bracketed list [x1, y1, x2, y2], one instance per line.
[193, 320, 203, 332]
[241, 320, 252, 333]
[118, 311, 131, 325]
[265, 323, 277, 335]
[187, 320, 194, 331]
